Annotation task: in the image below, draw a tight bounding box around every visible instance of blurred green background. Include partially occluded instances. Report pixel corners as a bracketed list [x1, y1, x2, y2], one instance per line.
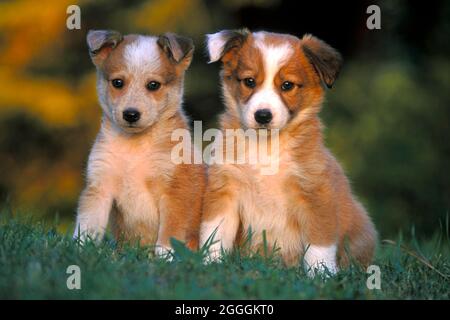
[0, 0, 448, 238]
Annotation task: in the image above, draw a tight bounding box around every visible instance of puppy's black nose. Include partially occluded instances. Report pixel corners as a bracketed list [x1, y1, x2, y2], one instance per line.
[123, 108, 140, 123]
[254, 109, 273, 125]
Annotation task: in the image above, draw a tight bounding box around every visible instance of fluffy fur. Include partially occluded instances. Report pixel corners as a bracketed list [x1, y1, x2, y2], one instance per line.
[201, 30, 377, 274]
[73, 30, 205, 255]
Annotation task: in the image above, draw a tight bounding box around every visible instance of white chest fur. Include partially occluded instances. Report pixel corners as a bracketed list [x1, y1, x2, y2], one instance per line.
[237, 145, 303, 256]
[113, 149, 160, 231]
[87, 131, 174, 239]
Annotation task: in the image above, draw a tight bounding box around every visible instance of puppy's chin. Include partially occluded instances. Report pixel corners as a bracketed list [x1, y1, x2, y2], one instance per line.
[116, 121, 154, 134]
[243, 120, 287, 131]
[121, 126, 146, 134]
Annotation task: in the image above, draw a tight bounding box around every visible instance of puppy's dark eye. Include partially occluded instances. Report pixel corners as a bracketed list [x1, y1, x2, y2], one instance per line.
[111, 79, 124, 88]
[146, 81, 161, 91]
[281, 81, 294, 91]
[243, 78, 256, 88]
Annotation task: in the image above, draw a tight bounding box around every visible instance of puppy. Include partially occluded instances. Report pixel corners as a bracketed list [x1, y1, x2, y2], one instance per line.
[200, 29, 377, 274]
[73, 30, 205, 257]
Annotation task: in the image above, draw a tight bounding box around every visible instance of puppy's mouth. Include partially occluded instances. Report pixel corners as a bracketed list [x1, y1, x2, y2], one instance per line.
[120, 124, 148, 133]
[243, 121, 270, 130]
[246, 122, 283, 130]
[114, 120, 149, 134]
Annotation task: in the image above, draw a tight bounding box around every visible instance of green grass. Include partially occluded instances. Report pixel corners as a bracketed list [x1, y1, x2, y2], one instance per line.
[0, 216, 448, 299]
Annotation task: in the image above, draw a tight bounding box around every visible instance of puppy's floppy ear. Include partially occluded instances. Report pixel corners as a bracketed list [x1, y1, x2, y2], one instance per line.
[87, 30, 123, 67]
[206, 28, 250, 63]
[157, 33, 194, 68]
[301, 34, 343, 88]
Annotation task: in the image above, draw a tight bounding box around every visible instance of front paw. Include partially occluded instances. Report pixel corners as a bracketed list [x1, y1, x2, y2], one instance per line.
[303, 244, 339, 278]
[155, 245, 174, 262]
[204, 249, 223, 264]
[203, 241, 224, 264]
[72, 228, 101, 245]
[305, 261, 338, 278]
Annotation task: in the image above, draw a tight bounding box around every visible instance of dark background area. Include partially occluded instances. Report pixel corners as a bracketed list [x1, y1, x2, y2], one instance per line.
[0, 0, 448, 238]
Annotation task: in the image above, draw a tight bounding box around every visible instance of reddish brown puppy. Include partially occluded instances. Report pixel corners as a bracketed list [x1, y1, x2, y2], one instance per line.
[200, 29, 377, 275]
[74, 30, 205, 256]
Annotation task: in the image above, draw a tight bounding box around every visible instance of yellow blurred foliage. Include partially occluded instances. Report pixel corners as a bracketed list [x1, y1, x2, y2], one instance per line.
[17, 161, 82, 210]
[0, 67, 94, 125]
[131, 0, 210, 34]
[0, 0, 91, 126]
[0, 0, 76, 67]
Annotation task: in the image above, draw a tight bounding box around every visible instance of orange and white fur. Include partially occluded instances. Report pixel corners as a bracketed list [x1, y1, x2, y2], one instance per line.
[73, 30, 205, 257]
[200, 29, 377, 275]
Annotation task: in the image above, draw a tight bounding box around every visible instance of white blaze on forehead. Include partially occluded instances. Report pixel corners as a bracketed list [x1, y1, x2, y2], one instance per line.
[244, 32, 293, 128]
[124, 36, 161, 73]
[253, 32, 293, 87]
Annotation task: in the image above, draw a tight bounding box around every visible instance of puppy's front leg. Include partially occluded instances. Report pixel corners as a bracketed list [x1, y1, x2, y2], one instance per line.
[302, 207, 339, 276]
[155, 164, 205, 260]
[73, 183, 113, 243]
[155, 195, 182, 260]
[200, 172, 240, 262]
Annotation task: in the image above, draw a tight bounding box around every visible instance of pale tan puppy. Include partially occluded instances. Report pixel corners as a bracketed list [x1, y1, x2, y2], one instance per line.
[73, 30, 205, 257]
[200, 29, 377, 275]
